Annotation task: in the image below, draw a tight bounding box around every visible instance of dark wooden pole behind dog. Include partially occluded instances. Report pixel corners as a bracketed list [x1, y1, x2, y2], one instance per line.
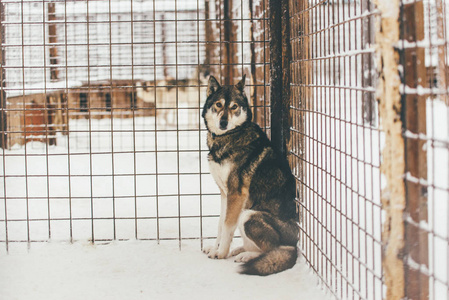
[269, 0, 291, 158]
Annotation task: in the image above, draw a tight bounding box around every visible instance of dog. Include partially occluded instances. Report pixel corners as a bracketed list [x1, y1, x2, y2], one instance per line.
[201, 74, 299, 276]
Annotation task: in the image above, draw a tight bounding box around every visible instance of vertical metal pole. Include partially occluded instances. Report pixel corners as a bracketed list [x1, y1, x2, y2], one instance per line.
[269, 0, 290, 158]
[401, 0, 429, 299]
[0, 1, 7, 149]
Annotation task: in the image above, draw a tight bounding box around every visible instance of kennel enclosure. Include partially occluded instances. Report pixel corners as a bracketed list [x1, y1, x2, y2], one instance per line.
[1, 0, 449, 299]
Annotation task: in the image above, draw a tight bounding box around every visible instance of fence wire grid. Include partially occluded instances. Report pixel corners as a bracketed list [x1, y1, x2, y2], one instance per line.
[1, 0, 449, 300]
[290, 0, 382, 299]
[0, 0, 270, 248]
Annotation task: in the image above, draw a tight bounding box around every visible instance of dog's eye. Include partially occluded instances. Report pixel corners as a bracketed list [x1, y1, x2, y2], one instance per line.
[231, 104, 238, 110]
[215, 102, 222, 108]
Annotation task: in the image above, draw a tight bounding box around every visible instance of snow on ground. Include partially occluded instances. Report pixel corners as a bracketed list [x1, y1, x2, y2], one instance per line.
[0, 240, 329, 300]
[0, 116, 329, 299]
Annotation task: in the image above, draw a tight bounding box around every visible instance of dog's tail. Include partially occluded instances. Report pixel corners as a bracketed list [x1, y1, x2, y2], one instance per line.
[239, 246, 297, 276]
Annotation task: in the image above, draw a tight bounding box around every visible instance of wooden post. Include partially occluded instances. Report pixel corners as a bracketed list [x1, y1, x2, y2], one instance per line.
[223, 0, 237, 85]
[376, 0, 429, 298]
[48, 3, 59, 81]
[249, 0, 257, 123]
[269, 0, 290, 158]
[401, 1, 429, 299]
[436, 0, 447, 100]
[47, 3, 59, 145]
[160, 14, 169, 80]
[374, 0, 406, 298]
[0, 2, 7, 149]
[204, 0, 215, 77]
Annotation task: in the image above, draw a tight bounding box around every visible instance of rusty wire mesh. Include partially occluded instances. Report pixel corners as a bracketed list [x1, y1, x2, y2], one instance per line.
[0, 0, 270, 251]
[289, 0, 383, 299]
[2, 0, 449, 299]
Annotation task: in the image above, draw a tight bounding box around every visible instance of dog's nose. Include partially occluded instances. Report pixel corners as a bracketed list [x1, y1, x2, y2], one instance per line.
[219, 119, 228, 130]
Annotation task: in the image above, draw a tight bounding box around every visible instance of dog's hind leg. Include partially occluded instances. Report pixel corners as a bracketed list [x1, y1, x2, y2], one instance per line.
[234, 209, 262, 253]
[234, 251, 260, 263]
[242, 211, 281, 253]
[237, 211, 299, 275]
[229, 246, 245, 257]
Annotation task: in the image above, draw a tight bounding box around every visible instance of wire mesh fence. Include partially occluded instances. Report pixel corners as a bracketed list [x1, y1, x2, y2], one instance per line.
[0, 0, 270, 250]
[289, 0, 383, 299]
[1, 0, 449, 299]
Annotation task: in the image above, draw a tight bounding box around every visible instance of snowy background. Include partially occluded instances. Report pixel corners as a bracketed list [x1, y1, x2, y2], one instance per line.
[2, 0, 449, 299]
[0, 116, 330, 299]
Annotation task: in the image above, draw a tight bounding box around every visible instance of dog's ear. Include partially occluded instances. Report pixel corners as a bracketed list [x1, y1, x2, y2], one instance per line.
[207, 76, 221, 97]
[235, 74, 246, 92]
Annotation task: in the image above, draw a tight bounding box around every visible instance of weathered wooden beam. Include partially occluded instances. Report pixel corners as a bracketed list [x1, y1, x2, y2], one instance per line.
[223, 0, 235, 85]
[401, 1, 429, 299]
[48, 3, 59, 81]
[374, 0, 406, 298]
[376, 0, 429, 299]
[270, 0, 290, 158]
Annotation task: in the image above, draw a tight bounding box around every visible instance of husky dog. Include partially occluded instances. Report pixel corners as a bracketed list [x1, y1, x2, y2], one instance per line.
[202, 75, 299, 276]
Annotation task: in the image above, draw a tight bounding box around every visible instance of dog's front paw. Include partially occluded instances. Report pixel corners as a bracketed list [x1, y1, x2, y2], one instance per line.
[214, 248, 229, 259]
[204, 247, 228, 259]
[207, 248, 219, 259]
[207, 249, 229, 259]
[202, 245, 217, 255]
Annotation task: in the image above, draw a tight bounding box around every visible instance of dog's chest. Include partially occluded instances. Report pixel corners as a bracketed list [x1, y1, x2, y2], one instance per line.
[208, 159, 232, 193]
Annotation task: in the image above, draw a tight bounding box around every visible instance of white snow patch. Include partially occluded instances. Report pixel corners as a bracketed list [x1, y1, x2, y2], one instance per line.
[0, 240, 329, 300]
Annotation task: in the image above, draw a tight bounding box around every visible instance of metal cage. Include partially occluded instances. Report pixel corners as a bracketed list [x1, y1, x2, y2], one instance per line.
[1, 0, 449, 299]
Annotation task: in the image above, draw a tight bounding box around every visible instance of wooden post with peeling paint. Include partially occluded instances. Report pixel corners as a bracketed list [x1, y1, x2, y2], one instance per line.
[375, 0, 406, 298]
[376, 0, 429, 299]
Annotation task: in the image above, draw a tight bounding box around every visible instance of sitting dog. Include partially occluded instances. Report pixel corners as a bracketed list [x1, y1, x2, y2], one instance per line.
[202, 75, 299, 276]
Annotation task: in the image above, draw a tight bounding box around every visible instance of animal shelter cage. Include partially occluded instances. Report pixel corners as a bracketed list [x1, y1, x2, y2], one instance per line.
[0, 0, 448, 299]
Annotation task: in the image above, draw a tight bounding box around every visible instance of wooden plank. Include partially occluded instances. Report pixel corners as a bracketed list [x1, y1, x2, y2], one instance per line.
[374, 0, 406, 298]
[223, 0, 236, 84]
[48, 3, 59, 81]
[401, 1, 429, 299]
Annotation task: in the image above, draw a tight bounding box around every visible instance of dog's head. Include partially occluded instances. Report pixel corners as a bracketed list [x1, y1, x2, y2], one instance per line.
[202, 75, 252, 136]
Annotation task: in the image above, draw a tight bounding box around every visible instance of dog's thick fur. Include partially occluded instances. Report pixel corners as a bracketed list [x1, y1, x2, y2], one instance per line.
[202, 75, 299, 276]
